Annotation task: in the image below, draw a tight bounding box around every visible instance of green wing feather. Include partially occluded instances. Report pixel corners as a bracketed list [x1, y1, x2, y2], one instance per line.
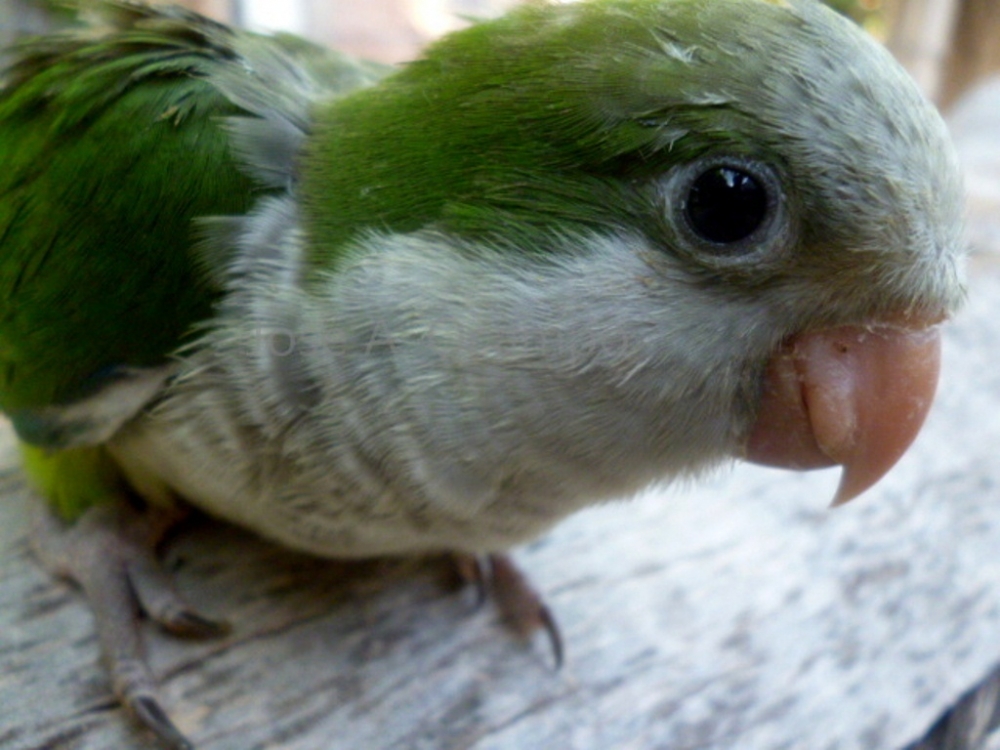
[0, 2, 385, 418]
[0, 5, 251, 415]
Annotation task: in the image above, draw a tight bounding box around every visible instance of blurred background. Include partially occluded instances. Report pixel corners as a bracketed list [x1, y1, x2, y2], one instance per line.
[1, 0, 998, 108]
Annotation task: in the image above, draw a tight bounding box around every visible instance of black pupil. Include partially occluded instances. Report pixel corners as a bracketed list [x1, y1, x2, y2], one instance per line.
[685, 167, 768, 244]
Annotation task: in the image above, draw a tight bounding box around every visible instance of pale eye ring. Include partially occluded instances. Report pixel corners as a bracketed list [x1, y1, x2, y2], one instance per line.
[663, 155, 789, 267]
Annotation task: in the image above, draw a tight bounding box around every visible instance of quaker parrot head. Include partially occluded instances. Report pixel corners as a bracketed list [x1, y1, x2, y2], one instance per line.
[570, 0, 965, 500]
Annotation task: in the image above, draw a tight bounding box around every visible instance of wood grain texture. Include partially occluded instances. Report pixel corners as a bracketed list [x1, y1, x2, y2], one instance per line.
[4, 84, 1000, 750]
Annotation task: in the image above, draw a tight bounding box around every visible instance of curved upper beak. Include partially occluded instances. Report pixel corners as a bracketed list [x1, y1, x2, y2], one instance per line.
[743, 320, 943, 505]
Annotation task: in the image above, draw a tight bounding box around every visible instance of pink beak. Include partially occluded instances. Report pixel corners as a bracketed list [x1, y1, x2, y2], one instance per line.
[744, 321, 943, 505]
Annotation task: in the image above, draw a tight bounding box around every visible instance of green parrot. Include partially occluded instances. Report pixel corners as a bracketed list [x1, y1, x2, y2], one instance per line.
[0, 0, 965, 747]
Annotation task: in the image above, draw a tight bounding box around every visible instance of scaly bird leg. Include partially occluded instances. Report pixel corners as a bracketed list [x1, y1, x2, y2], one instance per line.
[31, 501, 228, 750]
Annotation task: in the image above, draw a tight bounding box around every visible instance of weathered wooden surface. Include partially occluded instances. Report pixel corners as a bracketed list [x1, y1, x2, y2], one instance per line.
[4, 74, 1000, 750]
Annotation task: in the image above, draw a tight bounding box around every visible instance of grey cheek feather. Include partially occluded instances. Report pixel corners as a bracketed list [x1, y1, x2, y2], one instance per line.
[111, 226, 777, 558]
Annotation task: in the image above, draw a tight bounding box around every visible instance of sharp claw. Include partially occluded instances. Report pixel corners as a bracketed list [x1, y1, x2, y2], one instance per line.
[486, 553, 564, 667]
[538, 603, 564, 670]
[133, 695, 195, 750]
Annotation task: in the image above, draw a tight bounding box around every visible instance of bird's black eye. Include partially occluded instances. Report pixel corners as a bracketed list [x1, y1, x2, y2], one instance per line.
[684, 166, 769, 245]
[659, 156, 789, 269]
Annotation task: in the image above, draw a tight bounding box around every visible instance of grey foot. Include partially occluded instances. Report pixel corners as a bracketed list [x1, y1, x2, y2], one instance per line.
[31, 502, 228, 750]
[454, 552, 563, 668]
